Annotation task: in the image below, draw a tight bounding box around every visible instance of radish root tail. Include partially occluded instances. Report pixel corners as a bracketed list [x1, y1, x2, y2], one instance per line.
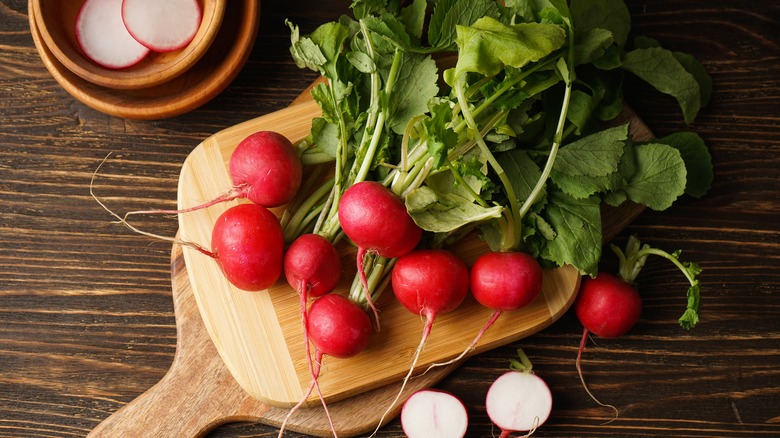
[576, 328, 619, 423]
[122, 186, 243, 220]
[369, 314, 434, 437]
[423, 309, 502, 374]
[90, 153, 213, 257]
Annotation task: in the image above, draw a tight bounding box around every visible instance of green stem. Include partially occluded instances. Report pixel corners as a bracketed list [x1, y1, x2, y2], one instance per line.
[456, 74, 522, 251]
[517, 77, 573, 220]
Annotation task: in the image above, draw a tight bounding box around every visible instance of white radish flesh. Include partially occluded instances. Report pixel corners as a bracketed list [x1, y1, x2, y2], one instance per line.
[401, 390, 468, 438]
[122, 0, 202, 52]
[486, 371, 552, 434]
[75, 0, 150, 69]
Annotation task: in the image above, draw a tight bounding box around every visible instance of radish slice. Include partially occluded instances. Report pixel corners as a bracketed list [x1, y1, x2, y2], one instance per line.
[75, 0, 150, 69]
[486, 371, 553, 433]
[121, 0, 202, 52]
[401, 389, 468, 438]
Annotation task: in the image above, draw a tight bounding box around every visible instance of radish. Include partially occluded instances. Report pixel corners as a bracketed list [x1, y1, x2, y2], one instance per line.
[372, 249, 469, 435]
[401, 389, 468, 438]
[75, 0, 150, 69]
[278, 293, 372, 437]
[125, 131, 302, 221]
[486, 350, 553, 437]
[574, 235, 703, 418]
[209, 203, 285, 291]
[428, 251, 543, 371]
[279, 234, 343, 438]
[122, 0, 202, 52]
[338, 181, 423, 325]
[284, 233, 341, 300]
[278, 294, 371, 436]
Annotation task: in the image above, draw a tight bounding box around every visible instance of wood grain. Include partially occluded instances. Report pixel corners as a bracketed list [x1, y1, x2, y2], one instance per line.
[1, 0, 779, 437]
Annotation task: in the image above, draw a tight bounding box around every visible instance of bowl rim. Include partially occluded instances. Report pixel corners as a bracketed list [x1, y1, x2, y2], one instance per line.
[31, 0, 227, 90]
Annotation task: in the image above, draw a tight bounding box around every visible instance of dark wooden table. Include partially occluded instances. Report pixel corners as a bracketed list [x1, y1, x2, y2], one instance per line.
[2, 1, 779, 436]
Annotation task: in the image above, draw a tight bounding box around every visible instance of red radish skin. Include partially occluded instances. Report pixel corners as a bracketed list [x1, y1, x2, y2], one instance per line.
[210, 203, 284, 291]
[284, 234, 341, 299]
[338, 181, 423, 325]
[338, 181, 422, 259]
[401, 389, 468, 438]
[428, 251, 543, 371]
[372, 249, 469, 436]
[486, 371, 553, 437]
[574, 272, 642, 419]
[75, 0, 150, 69]
[575, 272, 642, 338]
[280, 234, 343, 438]
[125, 131, 302, 220]
[121, 0, 202, 52]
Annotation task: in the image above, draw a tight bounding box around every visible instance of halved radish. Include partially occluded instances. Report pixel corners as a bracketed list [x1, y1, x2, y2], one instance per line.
[486, 371, 553, 436]
[121, 0, 202, 52]
[75, 0, 150, 69]
[401, 389, 468, 438]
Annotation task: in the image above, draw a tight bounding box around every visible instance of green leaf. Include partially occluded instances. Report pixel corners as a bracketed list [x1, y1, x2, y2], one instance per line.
[654, 131, 713, 198]
[310, 118, 340, 158]
[540, 190, 602, 276]
[497, 149, 545, 203]
[454, 17, 566, 78]
[570, 0, 631, 48]
[623, 143, 687, 210]
[387, 54, 440, 135]
[287, 20, 327, 72]
[405, 185, 504, 233]
[554, 124, 628, 176]
[621, 47, 702, 123]
[428, 0, 501, 49]
[672, 51, 713, 108]
[399, 0, 427, 40]
[573, 27, 614, 66]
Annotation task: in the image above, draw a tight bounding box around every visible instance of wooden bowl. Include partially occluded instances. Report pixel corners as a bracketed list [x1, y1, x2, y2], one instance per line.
[31, 0, 226, 90]
[29, 0, 260, 119]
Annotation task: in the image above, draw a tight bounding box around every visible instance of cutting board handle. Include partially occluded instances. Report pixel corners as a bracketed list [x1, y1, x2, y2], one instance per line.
[88, 251, 269, 437]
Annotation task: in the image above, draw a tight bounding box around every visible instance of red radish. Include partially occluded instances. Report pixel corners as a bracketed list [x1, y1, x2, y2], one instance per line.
[575, 272, 642, 339]
[401, 389, 468, 438]
[121, 0, 202, 52]
[573, 235, 702, 419]
[573, 273, 642, 419]
[284, 233, 341, 300]
[75, 0, 150, 69]
[338, 181, 423, 325]
[209, 203, 285, 291]
[279, 234, 343, 438]
[278, 293, 372, 437]
[373, 249, 469, 435]
[486, 371, 553, 437]
[125, 131, 302, 220]
[428, 251, 543, 371]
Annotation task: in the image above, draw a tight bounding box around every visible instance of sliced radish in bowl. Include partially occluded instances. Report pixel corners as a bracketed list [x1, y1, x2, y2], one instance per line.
[75, 0, 150, 69]
[122, 0, 203, 52]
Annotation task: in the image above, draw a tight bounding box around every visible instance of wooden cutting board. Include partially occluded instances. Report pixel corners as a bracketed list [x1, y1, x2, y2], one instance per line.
[89, 84, 650, 437]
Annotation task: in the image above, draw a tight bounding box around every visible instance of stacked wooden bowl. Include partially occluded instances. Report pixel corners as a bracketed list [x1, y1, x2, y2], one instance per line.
[29, 0, 260, 119]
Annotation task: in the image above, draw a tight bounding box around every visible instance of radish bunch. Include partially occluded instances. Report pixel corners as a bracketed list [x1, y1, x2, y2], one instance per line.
[75, 0, 202, 69]
[574, 235, 702, 417]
